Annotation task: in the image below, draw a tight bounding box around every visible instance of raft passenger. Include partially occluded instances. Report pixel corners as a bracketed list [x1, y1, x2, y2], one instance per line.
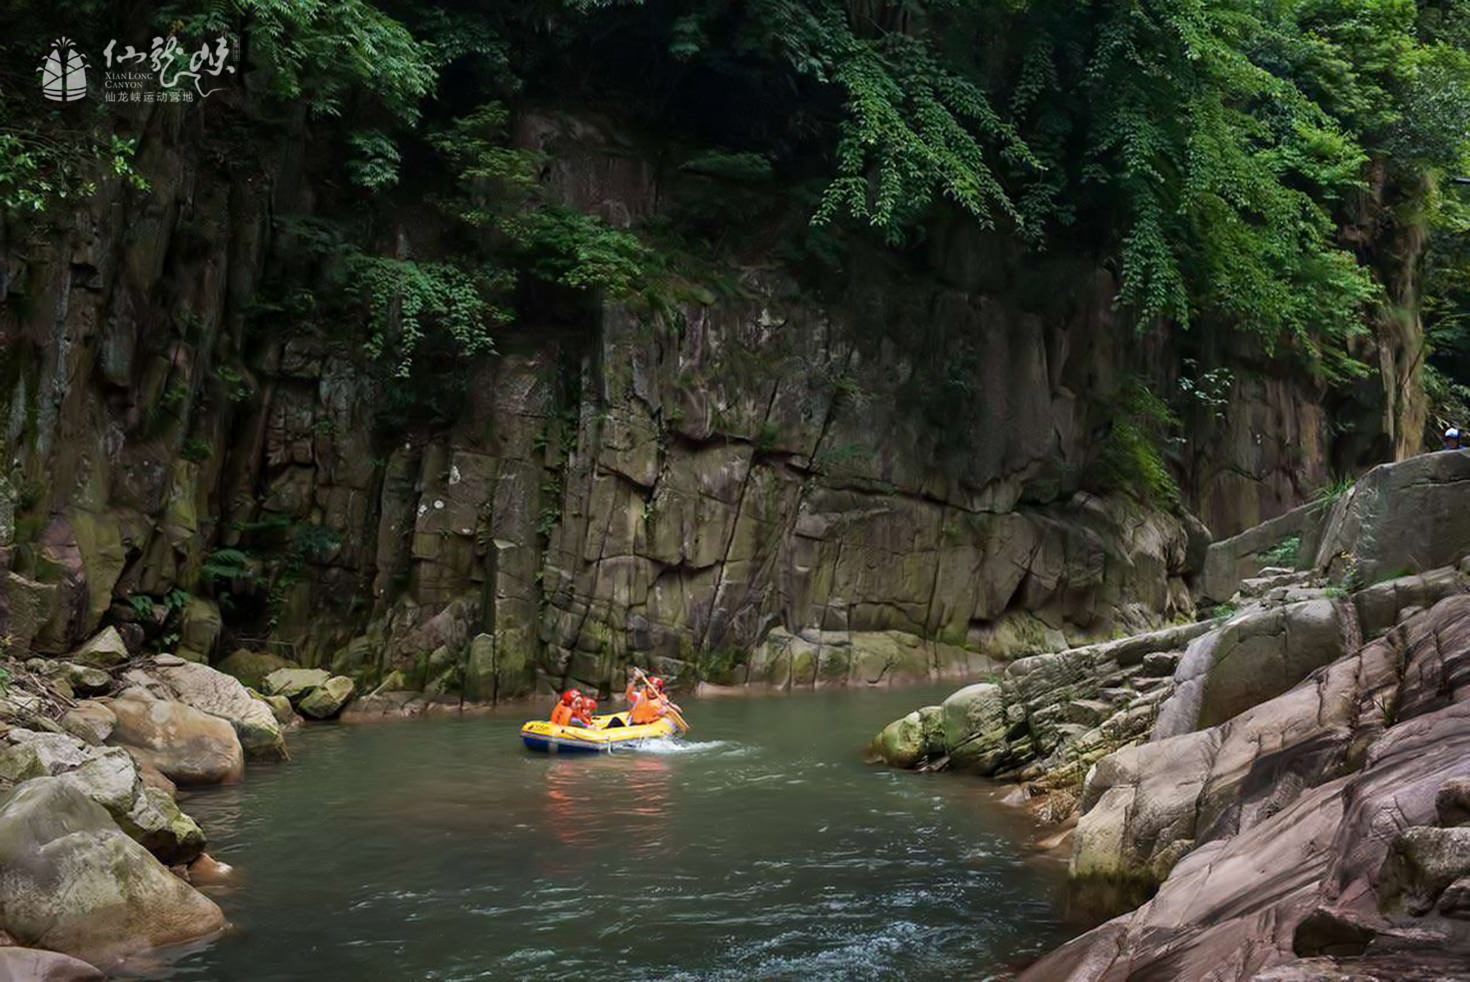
[550, 690, 578, 726]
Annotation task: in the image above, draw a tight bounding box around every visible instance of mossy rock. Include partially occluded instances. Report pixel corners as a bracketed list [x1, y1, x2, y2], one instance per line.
[216, 650, 296, 690]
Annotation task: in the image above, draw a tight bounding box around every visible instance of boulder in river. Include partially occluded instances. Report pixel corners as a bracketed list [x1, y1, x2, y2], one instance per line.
[941, 683, 1010, 772]
[262, 667, 331, 702]
[0, 778, 224, 968]
[105, 690, 244, 786]
[296, 675, 355, 719]
[153, 660, 287, 759]
[872, 706, 944, 767]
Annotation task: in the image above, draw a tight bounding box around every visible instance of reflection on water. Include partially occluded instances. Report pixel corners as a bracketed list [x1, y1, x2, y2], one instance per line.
[136, 687, 1069, 982]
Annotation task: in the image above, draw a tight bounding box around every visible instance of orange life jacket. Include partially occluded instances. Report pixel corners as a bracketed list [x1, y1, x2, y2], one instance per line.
[629, 691, 662, 725]
[550, 703, 572, 726]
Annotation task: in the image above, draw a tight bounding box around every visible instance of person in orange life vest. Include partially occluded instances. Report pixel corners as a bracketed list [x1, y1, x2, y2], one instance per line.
[574, 697, 598, 727]
[550, 690, 578, 726]
[647, 677, 683, 719]
[626, 676, 663, 725]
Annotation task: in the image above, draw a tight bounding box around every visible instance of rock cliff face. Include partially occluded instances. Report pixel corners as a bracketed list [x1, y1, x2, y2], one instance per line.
[0, 109, 1404, 698]
[875, 452, 1470, 980]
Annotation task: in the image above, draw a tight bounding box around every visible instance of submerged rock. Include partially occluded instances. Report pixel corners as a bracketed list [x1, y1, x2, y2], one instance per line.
[0, 778, 224, 968]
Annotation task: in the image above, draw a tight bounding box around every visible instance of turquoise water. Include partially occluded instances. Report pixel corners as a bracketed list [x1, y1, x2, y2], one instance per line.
[132, 687, 1069, 981]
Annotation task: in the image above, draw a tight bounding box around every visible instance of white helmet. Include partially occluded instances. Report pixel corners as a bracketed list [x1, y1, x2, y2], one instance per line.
[1447, 427, 1462, 439]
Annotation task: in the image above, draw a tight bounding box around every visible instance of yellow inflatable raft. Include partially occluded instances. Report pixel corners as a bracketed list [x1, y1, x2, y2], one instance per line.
[521, 712, 678, 753]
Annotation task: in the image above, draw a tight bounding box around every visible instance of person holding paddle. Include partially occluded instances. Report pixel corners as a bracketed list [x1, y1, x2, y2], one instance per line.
[625, 668, 689, 732]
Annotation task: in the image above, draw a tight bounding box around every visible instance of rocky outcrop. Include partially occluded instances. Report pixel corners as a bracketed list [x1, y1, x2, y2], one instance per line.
[0, 778, 224, 968]
[0, 728, 204, 865]
[4, 105, 1381, 705]
[872, 619, 1212, 774]
[105, 690, 245, 786]
[1197, 499, 1330, 604]
[1153, 597, 1357, 738]
[1315, 450, 1470, 585]
[1022, 594, 1470, 980]
[152, 659, 287, 759]
[262, 667, 354, 719]
[871, 705, 945, 768]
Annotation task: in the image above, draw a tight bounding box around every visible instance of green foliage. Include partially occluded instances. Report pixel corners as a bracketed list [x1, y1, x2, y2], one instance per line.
[679, 151, 775, 183]
[127, 594, 156, 620]
[0, 131, 146, 217]
[347, 131, 403, 190]
[162, 0, 435, 122]
[202, 548, 253, 585]
[180, 439, 214, 463]
[1257, 535, 1302, 567]
[345, 255, 506, 379]
[0, 663, 9, 696]
[1091, 382, 1181, 506]
[1314, 475, 1357, 503]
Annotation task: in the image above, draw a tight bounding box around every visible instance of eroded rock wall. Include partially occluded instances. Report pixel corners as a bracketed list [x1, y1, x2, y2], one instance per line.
[0, 109, 1401, 697]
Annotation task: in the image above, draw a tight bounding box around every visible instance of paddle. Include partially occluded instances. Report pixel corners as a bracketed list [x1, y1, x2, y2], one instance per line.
[631, 667, 690, 733]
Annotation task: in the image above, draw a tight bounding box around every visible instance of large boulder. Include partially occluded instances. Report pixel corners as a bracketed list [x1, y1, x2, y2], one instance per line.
[0, 947, 105, 981]
[153, 660, 287, 759]
[1315, 450, 1470, 586]
[105, 691, 244, 786]
[262, 667, 331, 702]
[872, 705, 944, 767]
[216, 649, 296, 691]
[0, 729, 204, 865]
[67, 627, 129, 669]
[59, 701, 116, 745]
[296, 675, 355, 719]
[1154, 598, 1354, 738]
[0, 778, 224, 967]
[941, 683, 1009, 772]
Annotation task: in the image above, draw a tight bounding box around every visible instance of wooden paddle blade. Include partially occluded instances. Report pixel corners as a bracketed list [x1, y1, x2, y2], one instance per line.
[666, 707, 690, 733]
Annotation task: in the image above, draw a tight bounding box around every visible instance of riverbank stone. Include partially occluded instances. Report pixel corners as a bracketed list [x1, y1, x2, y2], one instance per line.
[105, 692, 244, 786]
[941, 683, 1009, 772]
[153, 661, 286, 760]
[0, 778, 224, 967]
[297, 675, 355, 719]
[262, 667, 330, 702]
[216, 649, 295, 691]
[872, 705, 944, 767]
[68, 627, 129, 669]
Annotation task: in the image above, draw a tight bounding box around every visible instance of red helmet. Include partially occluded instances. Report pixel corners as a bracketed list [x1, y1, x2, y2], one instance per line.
[652, 677, 666, 692]
[560, 690, 578, 705]
[585, 699, 598, 712]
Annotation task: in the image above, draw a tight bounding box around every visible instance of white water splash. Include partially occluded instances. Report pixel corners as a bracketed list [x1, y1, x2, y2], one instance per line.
[631, 737, 737, 755]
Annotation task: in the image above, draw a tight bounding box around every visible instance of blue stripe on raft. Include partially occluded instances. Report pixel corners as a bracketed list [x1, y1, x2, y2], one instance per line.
[522, 734, 607, 754]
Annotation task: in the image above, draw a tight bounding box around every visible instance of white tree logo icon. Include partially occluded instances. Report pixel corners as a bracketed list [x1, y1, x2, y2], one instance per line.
[39, 37, 88, 102]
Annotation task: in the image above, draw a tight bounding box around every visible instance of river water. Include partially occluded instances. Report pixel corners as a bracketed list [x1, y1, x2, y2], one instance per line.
[140, 686, 1070, 982]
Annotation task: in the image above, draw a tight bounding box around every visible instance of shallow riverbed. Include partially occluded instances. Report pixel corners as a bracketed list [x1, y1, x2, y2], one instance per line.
[133, 686, 1071, 981]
